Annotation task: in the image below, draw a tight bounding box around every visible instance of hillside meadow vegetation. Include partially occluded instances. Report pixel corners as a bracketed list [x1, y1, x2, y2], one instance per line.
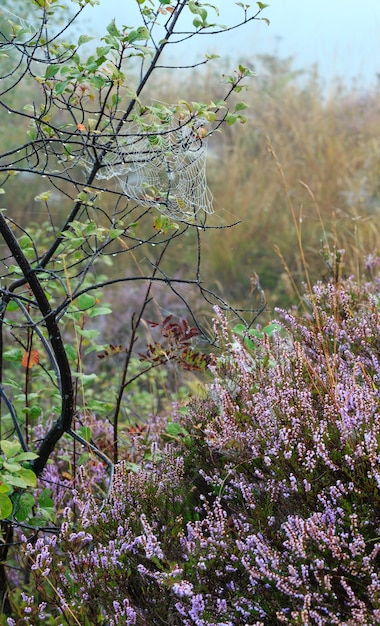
[0, 0, 380, 624]
[4, 53, 380, 311]
[150, 53, 380, 310]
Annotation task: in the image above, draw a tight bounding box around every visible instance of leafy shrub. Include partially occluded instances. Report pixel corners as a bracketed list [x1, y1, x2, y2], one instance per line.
[0, 440, 38, 521]
[15, 258, 380, 624]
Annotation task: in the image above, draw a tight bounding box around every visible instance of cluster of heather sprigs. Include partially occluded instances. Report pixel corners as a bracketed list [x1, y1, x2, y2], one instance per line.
[16, 260, 380, 625]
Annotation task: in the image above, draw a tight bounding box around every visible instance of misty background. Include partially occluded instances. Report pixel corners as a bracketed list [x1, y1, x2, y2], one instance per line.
[81, 0, 380, 89]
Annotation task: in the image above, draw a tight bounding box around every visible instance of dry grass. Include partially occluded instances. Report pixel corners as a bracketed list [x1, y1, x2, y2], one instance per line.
[149, 55, 380, 310]
[199, 59, 380, 305]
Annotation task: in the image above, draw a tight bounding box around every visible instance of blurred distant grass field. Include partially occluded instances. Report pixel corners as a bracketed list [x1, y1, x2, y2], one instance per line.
[3, 54, 379, 313]
[154, 55, 380, 309]
[235, 61, 376, 303]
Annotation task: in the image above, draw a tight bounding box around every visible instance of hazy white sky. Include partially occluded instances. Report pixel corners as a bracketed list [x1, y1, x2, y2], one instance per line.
[81, 1, 380, 89]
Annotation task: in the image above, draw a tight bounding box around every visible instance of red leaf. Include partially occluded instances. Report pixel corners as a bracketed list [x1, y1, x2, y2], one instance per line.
[21, 350, 40, 369]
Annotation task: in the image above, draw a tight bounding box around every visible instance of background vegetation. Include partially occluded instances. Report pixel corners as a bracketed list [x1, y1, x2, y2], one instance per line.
[0, 0, 379, 623]
[147, 53, 380, 310]
[3, 49, 379, 313]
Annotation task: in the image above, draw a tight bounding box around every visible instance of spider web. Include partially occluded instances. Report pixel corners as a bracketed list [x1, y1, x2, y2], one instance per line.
[84, 114, 214, 220]
[0, 7, 37, 47]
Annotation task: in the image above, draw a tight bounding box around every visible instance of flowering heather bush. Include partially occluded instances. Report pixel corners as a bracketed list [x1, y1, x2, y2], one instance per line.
[18, 260, 380, 625]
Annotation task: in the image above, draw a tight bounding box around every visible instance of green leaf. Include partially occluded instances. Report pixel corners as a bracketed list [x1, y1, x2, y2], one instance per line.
[233, 323, 266, 348]
[89, 306, 112, 318]
[108, 228, 124, 240]
[153, 215, 179, 234]
[3, 348, 22, 363]
[127, 26, 149, 42]
[3, 461, 22, 472]
[257, 1, 270, 8]
[136, 26, 149, 39]
[26, 516, 50, 528]
[106, 19, 120, 37]
[262, 323, 282, 336]
[83, 220, 99, 235]
[27, 128, 37, 140]
[78, 34, 94, 46]
[0, 439, 21, 459]
[110, 93, 121, 108]
[72, 372, 97, 385]
[238, 64, 256, 77]
[0, 483, 12, 495]
[8, 265, 22, 275]
[165, 422, 189, 438]
[66, 236, 84, 247]
[29, 406, 43, 421]
[0, 494, 13, 520]
[235, 101, 249, 112]
[18, 468, 37, 488]
[232, 323, 246, 336]
[225, 113, 237, 125]
[76, 191, 88, 202]
[188, 1, 207, 20]
[2, 378, 22, 390]
[39, 506, 55, 521]
[193, 17, 203, 28]
[14, 492, 35, 522]
[77, 293, 96, 310]
[65, 343, 79, 361]
[96, 45, 111, 57]
[13, 451, 39, 462]
[18, 235, 31, 248]
[126, 29, 138, 43]
[166, 422, 182, 436]
[92, 76, 107, 89]
[1, 473, 31, 489]
[87, 399, 115, 413]
[77, 426, 92, 442]
[38, 488, 54, 508]
[76, 328, 99, 340]
[243, 337, 256, 350]
[54, 81, 69, 95]
[45, 64, 60, 79]
[248, 328, 264, 338]
[34, 190, 52, 203]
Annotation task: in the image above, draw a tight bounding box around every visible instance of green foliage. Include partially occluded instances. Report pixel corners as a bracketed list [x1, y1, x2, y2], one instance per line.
[232, 321, 281, 349]
[0, 439, 40, 521]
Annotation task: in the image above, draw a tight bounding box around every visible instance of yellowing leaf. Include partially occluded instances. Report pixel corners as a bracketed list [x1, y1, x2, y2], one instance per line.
[34, 190, 51, 202]
[0, 494, 12, 520]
